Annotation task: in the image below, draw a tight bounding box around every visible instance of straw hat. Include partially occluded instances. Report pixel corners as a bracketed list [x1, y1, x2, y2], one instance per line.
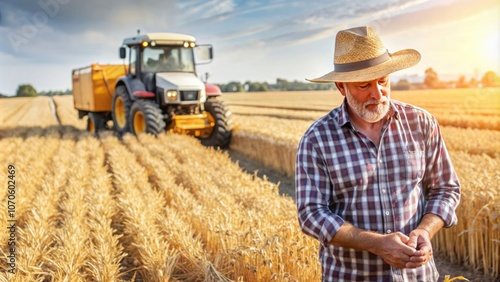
[307, 26, 421, 83]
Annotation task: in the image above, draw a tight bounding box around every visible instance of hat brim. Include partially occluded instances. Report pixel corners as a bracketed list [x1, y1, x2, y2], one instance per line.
[307, 49, 421, 83]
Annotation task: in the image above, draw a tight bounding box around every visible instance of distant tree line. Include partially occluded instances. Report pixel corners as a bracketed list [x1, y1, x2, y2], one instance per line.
[0, 84, 72, 98]
[393, 68, 500, 90]
[427, 68, 499, 89]
[217, 78, 336, 93]
[39, 89, 72, 96]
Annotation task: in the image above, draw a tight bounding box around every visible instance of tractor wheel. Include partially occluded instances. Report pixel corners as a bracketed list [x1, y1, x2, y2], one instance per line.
[129, 100, 166, 136]
[112, 85, 132, 134]
[199, 99, 232, 148]
[87, 112, 107, 134]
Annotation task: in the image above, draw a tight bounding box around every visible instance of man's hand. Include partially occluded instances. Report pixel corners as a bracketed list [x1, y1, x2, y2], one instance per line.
[329, 219, 441, 269]
[371, 232, 418, 269]
[405, 228, 433, 268]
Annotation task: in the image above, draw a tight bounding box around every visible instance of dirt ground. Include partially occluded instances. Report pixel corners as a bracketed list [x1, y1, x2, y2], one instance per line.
[228, 151, 496, 282]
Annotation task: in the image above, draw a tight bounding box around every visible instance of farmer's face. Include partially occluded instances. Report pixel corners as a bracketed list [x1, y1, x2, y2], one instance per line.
[338, 76, 391, 123]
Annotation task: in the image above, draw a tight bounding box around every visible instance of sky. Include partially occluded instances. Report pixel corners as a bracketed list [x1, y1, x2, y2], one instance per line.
[0, 0, 498, 95]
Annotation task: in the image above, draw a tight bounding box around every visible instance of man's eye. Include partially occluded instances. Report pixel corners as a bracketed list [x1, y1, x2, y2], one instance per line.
[360, 84, 369, 89]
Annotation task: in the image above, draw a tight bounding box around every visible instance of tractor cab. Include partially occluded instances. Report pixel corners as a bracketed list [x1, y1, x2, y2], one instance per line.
[119, 33, 212, 101]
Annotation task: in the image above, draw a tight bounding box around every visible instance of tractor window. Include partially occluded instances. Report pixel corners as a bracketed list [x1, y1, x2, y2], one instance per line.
[129, 47, 137, 75]
[142, 46, 195, 73]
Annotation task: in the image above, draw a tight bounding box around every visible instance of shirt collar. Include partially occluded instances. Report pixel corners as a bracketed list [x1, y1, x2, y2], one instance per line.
[337, 98, 399, 127]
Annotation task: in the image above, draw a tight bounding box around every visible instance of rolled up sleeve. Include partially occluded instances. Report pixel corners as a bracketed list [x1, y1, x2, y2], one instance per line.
[423, 119, 461, 227]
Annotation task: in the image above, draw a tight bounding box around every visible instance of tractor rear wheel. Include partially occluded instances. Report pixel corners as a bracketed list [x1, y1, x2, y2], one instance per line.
[199, 99, 232, 148]
[87, 112, 107, 134]
[112, 85, 132, 134]
[129, 100, 166, 136]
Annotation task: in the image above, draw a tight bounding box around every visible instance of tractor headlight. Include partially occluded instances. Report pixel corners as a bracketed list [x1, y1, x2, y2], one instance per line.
[165, 90, 178, 102]
[183, 41, 196, 48]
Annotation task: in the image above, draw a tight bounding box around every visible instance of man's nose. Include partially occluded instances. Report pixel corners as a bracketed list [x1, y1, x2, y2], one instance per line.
[370, 84, 385, 100]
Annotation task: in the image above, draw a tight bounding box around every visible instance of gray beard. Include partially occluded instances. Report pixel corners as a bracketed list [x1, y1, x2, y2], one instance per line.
[345, 88, 390, 123]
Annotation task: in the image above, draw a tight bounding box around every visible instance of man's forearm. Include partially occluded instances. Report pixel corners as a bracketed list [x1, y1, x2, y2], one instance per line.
[329, 222, 382, 252]
[415, 213, 445, 239]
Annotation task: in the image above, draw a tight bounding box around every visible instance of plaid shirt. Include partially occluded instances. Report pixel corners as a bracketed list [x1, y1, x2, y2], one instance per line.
[295, 99, 460, 282]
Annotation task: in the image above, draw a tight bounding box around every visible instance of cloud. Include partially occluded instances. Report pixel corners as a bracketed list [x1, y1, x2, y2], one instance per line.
[221, 0, 434, 50]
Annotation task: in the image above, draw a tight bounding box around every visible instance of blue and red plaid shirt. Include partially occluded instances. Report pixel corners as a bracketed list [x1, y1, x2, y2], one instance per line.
[295, 99, 460, 282]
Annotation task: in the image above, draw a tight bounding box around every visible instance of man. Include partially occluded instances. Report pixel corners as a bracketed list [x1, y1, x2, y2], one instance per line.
[295, 26, 461, 281]
[157, 50, 178, 71]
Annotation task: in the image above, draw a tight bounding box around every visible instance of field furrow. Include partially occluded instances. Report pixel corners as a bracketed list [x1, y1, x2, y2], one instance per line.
[53, 96, 87, 129]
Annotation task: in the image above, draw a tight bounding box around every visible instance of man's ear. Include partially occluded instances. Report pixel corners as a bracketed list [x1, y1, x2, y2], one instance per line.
[335, 82, 346, 97]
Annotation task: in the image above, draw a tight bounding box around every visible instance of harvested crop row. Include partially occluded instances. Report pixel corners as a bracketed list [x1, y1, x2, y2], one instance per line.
[79, 135, 125, 281]
[47, 133, 93, 281]
[440, 127, 500, 158]
[102, 134, 180, 281]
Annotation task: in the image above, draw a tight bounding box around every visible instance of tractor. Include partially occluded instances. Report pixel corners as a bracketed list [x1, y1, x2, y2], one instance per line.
[72, 32, 232, 148]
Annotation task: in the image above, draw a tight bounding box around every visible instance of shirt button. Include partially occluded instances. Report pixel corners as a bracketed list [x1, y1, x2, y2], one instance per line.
[385, 211, 390, 215]
[382, 189, 386, 193]
[378, 159, 383, 164]
[387, 229, 392, 234]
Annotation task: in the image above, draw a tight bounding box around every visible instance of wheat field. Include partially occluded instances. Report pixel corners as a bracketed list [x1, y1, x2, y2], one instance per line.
[0, 88, 499, 281]
[0, 125, 320, 281]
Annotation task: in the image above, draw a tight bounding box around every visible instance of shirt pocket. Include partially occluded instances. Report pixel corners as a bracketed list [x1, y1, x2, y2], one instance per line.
[403, 149, 425, 181]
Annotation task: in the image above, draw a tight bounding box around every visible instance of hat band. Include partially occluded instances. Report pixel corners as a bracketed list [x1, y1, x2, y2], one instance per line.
[334, 51, 390, 72]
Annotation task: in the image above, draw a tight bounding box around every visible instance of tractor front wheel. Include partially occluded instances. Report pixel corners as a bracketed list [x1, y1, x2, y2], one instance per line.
[199, 99, 232, 148]
[129, 100, 166, 136]
[112, 85, 132, 134]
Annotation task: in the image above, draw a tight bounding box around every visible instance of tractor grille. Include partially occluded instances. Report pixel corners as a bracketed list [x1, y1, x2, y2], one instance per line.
[180, 90, 199, 101]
